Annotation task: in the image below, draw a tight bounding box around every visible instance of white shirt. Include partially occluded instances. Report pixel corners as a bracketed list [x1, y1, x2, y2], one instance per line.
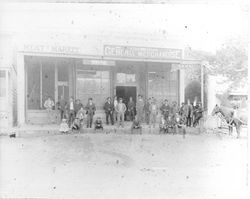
[114, 100, 118, 107]
[70, 102, 74, 110]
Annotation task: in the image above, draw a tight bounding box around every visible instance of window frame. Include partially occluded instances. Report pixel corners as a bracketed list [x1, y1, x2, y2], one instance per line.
[76, 66, 111, 109]
[0, 70, 7, 98]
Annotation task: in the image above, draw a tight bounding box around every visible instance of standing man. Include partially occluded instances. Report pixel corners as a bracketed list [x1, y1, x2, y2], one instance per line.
[136, 95, 144, 123]
[58, 95, 67, 121]
[85, 98, 96, 128]
[74, 99, 83, 116]
[160, 99, 170, 120]
[115, 98, 127, 128]
[44, 96, 55, 124]
[127, 96, 135, 121]
[113, 96, 118, 123]
[171, 101, 179, 121]
[144, 98, 151, 125]
[66, 96, 76, 127]
[149, 98, 158, 128]
[185, 99, 193, 127]
[104, 97, 114, 125]
[179, 102, 185, 117]
[193, 102, 203, 127]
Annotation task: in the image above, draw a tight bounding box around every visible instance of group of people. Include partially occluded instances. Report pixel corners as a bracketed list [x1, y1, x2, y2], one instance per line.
[44, 95, 203, 133]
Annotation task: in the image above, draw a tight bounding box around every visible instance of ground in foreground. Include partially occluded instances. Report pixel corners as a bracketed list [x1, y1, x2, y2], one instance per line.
[0, 131, 248, 199]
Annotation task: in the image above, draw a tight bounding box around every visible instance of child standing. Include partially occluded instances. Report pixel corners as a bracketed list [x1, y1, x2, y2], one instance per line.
[59, 118, 69, 134]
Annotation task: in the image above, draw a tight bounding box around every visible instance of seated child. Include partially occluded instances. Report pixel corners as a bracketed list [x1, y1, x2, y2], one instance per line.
[76, 107, 85, 128]
[94, 117, 104, 130]
[166, 115, 175, 134]
[175, 113, 186, 135]
[71, 117, 80, 132]
[59, 118, 70, 134]
[131, 115, 142, 134]
[159, 116, 168, 133]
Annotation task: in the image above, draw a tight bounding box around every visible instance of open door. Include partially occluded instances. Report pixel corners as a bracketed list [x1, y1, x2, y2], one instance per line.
[116, 86, 137, 106]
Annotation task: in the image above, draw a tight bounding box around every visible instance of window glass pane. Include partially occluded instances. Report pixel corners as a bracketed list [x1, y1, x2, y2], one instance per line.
[148, 67, 178, 104]
[58, 63, 69, 81]
[42, 59, 55, 107]
[126, 74, 136, 83]
[117, 73, 126, 84]
[170, 71, 178, 80]
[26, 58, 40, 109]
[76, 69, 110, 109]
[0, 70, 6, 97]
[116, 72, 136, 84]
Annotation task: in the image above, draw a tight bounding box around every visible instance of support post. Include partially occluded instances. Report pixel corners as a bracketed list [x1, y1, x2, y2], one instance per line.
[179, 69, 185, 105]
[55, 61, 58, 104]
[17, 53, 25, 126]
[201, 63, 204, 106]
[39, 59, 43, 109]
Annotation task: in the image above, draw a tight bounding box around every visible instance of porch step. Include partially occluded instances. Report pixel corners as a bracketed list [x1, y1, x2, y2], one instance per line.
[2, 123, 202, 138]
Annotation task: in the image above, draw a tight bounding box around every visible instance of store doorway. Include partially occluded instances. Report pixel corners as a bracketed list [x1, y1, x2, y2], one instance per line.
[116, 86, 137, 105]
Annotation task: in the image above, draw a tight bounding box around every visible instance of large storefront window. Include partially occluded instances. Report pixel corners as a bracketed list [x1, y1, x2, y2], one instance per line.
[42, 59, 55, 106]
[26, 57, 41, 109]
[116, 73, 136, 84]
[148, 64, 179, 104]
[26, 56, 70, 110]
[76, 66, 110, 109]
[0, 70, 6, 97]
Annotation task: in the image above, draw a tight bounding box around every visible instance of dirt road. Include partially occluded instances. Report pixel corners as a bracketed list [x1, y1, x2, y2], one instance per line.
[0, 131, 248, 199]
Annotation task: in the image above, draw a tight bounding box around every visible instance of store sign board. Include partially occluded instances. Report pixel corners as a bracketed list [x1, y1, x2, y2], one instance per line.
[82, 59, 116, 66]
[23, 44, 80, 54]
[171, 63, 200, 72]
[104, 45, 182, 60]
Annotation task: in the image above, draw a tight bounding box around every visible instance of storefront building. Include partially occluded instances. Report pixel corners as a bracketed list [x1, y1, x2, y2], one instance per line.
[0, 33, 17, 132]
[14, 31, 201, 125]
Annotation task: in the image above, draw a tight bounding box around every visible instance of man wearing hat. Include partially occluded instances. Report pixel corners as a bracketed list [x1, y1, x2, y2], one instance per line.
[193, 102, 203, 127]
[66, 96, 76, 126]
[136, 95, 144, 123]
[104, 97, 114, 125]
[115, 98, 127, 128]
[85, 98, 96, 128]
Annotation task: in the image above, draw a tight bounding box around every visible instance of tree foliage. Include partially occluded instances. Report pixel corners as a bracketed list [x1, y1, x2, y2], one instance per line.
[189, 37, 248, 85]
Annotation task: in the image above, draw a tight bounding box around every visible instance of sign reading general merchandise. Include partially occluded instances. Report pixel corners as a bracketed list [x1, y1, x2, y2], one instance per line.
[104, 45, 182, 60]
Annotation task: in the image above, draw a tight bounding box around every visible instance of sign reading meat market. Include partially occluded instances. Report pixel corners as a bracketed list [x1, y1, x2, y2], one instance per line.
[104, 45, 182, 60]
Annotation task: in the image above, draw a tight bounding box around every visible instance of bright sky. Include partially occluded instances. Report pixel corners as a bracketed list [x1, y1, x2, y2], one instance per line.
[0, 2, 248, 52]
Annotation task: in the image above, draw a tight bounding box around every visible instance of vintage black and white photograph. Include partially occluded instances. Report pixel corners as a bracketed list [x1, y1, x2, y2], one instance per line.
[0, 0, 249, 199]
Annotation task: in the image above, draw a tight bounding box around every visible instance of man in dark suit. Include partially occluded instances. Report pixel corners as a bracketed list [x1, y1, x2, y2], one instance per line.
[85, 98, 96, 128]
[58, 95, 67, 121]
[160, 99, 170, 120]
[104, 97, 114, 125]
[184, 99, 193, 127]
[66, 96, 76, 126]
[127, 96, 135, 121]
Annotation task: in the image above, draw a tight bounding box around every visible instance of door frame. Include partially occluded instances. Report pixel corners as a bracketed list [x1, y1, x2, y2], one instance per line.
[113, 70, 139, 98]
[115, 85, 137, 103]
